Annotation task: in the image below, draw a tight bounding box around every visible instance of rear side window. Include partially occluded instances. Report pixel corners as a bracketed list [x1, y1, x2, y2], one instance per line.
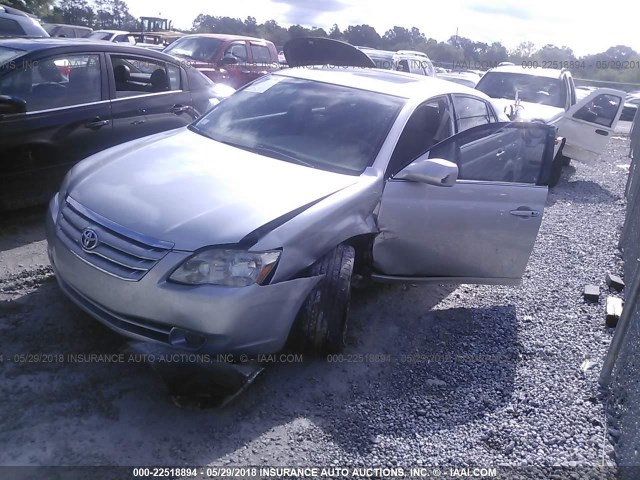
[110, 55, 181, 97]
[251, 44, 272, 65]
[0, 17, 26, 36]
[452, 95, 493, 132]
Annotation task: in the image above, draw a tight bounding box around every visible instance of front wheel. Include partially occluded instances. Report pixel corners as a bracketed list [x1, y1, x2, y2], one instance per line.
[288, 244, 355, 356]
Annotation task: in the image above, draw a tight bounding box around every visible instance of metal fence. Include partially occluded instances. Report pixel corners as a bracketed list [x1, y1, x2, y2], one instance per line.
[600, 109, 640, 477]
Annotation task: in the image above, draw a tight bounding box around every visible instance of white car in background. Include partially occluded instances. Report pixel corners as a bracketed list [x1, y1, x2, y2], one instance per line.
[476, 65, 625, 165]
[87, 29, 136, 44]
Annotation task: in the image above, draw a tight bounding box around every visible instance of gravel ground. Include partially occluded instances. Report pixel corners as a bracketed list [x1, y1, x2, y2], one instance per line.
[0, 136, 631, 476]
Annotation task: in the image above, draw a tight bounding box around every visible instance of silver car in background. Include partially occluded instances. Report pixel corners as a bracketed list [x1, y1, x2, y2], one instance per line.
[46, 61, 558, 357]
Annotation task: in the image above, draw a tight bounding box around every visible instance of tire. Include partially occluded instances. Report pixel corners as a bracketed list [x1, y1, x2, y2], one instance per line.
[289, 244, 355, 356]
[562, 155, 571, 166]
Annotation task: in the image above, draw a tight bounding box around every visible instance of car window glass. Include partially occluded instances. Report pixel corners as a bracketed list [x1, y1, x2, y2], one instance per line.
[573, 93, 622, 128]
[166, 64, 181, 90]
[110, 55, 178, 97]
[0, 54, 101, 112]
[59, 27, 75, 38]
[88, 32, 111, 41]
[250, 44, 272, 65]
[0, 17, 26, 36]
[453, 95, 492, 132]
[224, 43, 248, 62]
[476, 72, 566, 108]
[194, 76, 404, 175]
[387, 97, 453, 177]
[164, 37, 223, 63]
[427, 122, 551, 184]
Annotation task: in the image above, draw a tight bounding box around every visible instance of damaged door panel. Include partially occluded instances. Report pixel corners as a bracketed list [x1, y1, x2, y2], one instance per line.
[373, 122, 555, 285]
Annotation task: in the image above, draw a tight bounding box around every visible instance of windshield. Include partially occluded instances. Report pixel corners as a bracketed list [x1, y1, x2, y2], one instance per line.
[164, 37, 223, 62]
[0, 46, 25, 65]
[192, 75, 404, 175]
[476, 72, 566, 108]
[88, 32, 112, 41]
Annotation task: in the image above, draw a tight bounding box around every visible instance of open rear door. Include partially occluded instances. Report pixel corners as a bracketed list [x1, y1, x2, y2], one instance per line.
[551, 88, 625, 163]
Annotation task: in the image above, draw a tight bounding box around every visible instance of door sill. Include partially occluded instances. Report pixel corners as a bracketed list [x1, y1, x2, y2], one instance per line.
[370, 274, 522, 287]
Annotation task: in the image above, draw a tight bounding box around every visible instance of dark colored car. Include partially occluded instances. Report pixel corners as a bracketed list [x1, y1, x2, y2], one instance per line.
[0, 38, 233, 211]
[163, 34, 280, 89]
[44, 23, 93, 38]
[0, 4, 49, 37]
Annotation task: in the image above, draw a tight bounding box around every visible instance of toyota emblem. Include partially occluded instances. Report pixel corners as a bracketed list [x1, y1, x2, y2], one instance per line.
[81, 228, 99, 251]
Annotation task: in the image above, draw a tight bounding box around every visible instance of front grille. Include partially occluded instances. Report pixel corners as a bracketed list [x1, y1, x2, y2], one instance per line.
[57, 196, 174, 281]
[58, 275, 173, 343]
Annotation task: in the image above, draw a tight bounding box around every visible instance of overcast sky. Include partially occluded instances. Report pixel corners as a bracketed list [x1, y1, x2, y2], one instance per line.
[126, 0, 640, 57]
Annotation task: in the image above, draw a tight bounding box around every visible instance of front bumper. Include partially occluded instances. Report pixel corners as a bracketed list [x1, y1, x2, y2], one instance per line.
[46, 195, 321, 355]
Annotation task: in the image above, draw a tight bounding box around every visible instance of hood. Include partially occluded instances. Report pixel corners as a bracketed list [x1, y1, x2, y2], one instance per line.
[490, 98, 564, 122]
[284, 37, 376, 68]
[66, 128, 359, 251]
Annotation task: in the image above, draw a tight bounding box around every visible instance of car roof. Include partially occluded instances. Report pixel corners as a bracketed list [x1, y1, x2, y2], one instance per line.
[0, 5, 32, 18]
[177, 33, 270, 43]
[485, 65, 564, 79]
[0, 38, 181, 60]
[91, 29, 130, 35]
[276, 66, 490, 101]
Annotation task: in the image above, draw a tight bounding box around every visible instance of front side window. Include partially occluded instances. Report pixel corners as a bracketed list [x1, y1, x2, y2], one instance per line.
[164, 37, 223, 63]
[427, 122, 553, 184]
[0, 54, 101, 111]
[110, 55, 180, 97]
[476, 72, 566, 108]
[223, 43, 248, 63]
[574, 93, 622, 127]
[192, 75, 404, 175]
[387, 97, 453, 177]
[453, 95, 493, 132]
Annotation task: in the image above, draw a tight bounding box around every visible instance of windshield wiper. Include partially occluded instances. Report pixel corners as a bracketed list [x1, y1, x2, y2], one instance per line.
[250, 143, 316, 168]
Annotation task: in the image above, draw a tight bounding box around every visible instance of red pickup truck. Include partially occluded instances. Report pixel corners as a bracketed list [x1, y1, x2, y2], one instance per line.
[163, 34, 280, 89]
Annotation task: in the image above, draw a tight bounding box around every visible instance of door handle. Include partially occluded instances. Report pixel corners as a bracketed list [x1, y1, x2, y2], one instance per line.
[85, 118, 110, 129]
[510, 209, 541, 218]
[496, 150, 505, 158]
[170, 104, 190, 114]
[595, 129, 608, 136]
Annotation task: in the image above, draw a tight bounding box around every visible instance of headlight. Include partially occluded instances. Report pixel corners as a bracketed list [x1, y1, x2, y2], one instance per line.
[211, 82, 236, 99]
[169, 249, 280, 286]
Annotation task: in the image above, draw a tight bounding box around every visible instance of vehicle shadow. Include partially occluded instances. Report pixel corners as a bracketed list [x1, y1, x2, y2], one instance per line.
[0, 279, 519, 465]
[547, 178, 619, 206]
[0, 205, 47, 251]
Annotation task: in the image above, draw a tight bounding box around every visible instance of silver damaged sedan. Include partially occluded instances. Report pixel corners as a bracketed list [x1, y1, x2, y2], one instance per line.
[46, 65, 558, 356]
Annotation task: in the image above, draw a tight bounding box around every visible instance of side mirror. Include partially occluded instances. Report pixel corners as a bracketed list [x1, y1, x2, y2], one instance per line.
[395, 157, 458, 187]
[0, 95, 27, 115]
[219, 56, 238, 66]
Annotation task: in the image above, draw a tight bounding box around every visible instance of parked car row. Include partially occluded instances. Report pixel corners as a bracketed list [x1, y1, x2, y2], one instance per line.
[0, 38, 235, 210]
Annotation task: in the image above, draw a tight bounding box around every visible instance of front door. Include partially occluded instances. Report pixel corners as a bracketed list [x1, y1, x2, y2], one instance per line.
[373, 122, 556, 285]
[551, 88, 625, 163]
[0, 52, 110, 209]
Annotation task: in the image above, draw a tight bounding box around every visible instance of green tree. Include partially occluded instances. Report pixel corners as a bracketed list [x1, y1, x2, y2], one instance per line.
[328, 23, 342, 41]
[0, 0, 54, 17]
[343, 24, 381, 48]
